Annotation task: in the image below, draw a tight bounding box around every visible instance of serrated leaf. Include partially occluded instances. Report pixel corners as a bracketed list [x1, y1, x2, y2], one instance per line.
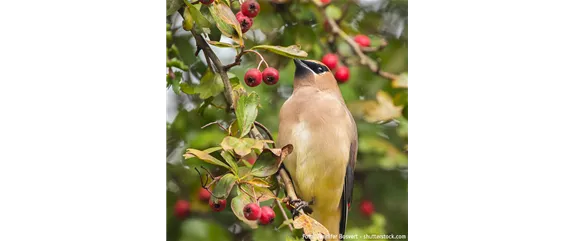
[220, 151, 239, 175]
[182, 7, 194, 30]
[392, 72, 408, 88]
[235, 92, 259, 137]
[212, 173, 238, 200]
[251, 45, 308, 58]
[208, 41, 240, 48]
[231, 189, 258, 229]
[251, 144, 293, 177]
[166, 0, 184, 16]
[292, 213, 330, 241]
[195, 68, 224, 99]
[220, 136, 265, 157]
[208, 3, 243, 46]
[183, 148, 228, 168]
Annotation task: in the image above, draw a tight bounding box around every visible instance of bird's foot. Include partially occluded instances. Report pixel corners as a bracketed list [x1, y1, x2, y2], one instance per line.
[289, 198, 314, 216]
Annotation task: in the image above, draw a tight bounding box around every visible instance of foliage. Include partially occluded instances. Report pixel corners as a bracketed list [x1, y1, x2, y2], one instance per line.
[167, 0, 408, 240]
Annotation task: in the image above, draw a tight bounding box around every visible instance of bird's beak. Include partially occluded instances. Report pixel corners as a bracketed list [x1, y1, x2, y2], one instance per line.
[294, 58, 306, 68]
[294, 58, 311, 78]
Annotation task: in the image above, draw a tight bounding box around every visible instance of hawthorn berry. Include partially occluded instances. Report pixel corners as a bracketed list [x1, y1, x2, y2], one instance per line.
[243, 203, 262, 221]
[241, 0, 260, 18]
[359, 200, 374, 217]
[334, 66, 350, 83]
[258, 206, 275, 225]
[262, 67, 279, 85]
[198, 0, 214, 5]
[236, 12, 253, 33]
[244, 68, 262, 87]
[174, 200, 190, 219]
[321, 53, 338, 70]
[354, 34, 371, 47]
[198, 188, 211, 202]
[209, 199, 227, 212]
[321, 0, 331, 4]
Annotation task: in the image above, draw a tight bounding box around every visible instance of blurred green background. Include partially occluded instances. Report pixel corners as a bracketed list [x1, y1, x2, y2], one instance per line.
[167, 0, 407, 240]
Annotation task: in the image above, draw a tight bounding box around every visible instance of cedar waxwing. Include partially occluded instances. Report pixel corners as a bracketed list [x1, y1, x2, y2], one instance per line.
[278, 59, 358, 240]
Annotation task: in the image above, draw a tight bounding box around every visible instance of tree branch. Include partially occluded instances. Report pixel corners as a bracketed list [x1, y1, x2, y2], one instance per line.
[315, 2, 398, 80]
[190, 29, 235, 111]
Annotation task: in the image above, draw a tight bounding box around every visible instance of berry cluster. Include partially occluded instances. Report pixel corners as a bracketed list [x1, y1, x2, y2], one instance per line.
[173, 188, 228, 220]
[235, 0, 260, 33]
[243, 203, 276, 225]
[319, 35, 372, 84]
[244, 67, 279, 87]
[321, 53, 349, 83]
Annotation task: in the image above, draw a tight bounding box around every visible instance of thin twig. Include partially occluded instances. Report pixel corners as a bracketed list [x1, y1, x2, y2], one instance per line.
[201, 121, 227, 131]
[315, 2, 398, 80]
[254, 121, 275, 148]
[190, 29, 235, 110]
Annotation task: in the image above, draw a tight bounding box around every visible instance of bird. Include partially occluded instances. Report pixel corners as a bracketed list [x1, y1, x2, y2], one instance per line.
[278, 59, 358, 240]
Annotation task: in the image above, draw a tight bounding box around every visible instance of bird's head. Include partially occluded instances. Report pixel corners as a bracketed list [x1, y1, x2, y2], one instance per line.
[293, 59, 339, 91]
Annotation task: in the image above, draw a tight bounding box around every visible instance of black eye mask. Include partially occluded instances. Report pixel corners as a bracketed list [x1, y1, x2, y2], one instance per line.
[302, 60, 329, 74]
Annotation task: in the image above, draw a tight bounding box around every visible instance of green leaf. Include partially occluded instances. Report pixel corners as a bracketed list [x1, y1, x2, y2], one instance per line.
[197, 96, 214, 116]
[166, 0, 184, 16]
[220, 136, 267, 157]
[167, 72, 182, 94]
[182, 7, 194, 30]
[212, 173, 238, 200]
[325, 5, 342, 20]
[195, 68, 224, 99]
[231, 188, 258, 228]
[235, 92, 259, 137]
[180, 82, 194, 94]
[183, 148, 228, 168]
[245, 178, 271, 188]
[251, 45, 308, 58]
[166, 58, 188, 71]
[220, 151, 239, 175]
[208, 2, 243, 46]
[185, 3, 211, 29]
[208, 41, 240, 48]
[251, 145, 293, 177]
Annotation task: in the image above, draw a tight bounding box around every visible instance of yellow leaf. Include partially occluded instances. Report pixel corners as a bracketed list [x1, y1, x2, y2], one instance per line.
[292, 213, 330, 241]
[349, 91, 403, 123]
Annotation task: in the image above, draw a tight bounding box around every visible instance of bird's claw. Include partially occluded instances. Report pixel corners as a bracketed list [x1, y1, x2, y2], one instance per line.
[289, 198, 313, 216]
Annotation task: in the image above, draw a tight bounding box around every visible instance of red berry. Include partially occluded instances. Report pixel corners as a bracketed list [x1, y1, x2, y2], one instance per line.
[354, 34, 371, 47]
[174, 200, 190, 219]
[359, 200, 374, 217]
[198, 188, 211, 202]
[236, 12, 253, 33]
[258, 206, 275, 225]
[198, 0, 214, 4]
[241, 0, 260, 18]
[334, 66, 350, 83]
[243, 203, 262, 220]
[262, 67, 279, 85]
[321, 53, 338, 70]
[321, 0, 330, 3]
[209, 199, 227, 212]
[244, 68, 262, 87]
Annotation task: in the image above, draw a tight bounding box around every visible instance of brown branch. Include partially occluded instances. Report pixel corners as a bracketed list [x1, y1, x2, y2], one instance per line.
[316, 2, 398, 80]
[189, 27, 298, 231]
[190, 29, 235, 110]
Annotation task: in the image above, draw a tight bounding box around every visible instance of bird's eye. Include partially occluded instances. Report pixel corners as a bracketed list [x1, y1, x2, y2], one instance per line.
[316, 66, 324, 72]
